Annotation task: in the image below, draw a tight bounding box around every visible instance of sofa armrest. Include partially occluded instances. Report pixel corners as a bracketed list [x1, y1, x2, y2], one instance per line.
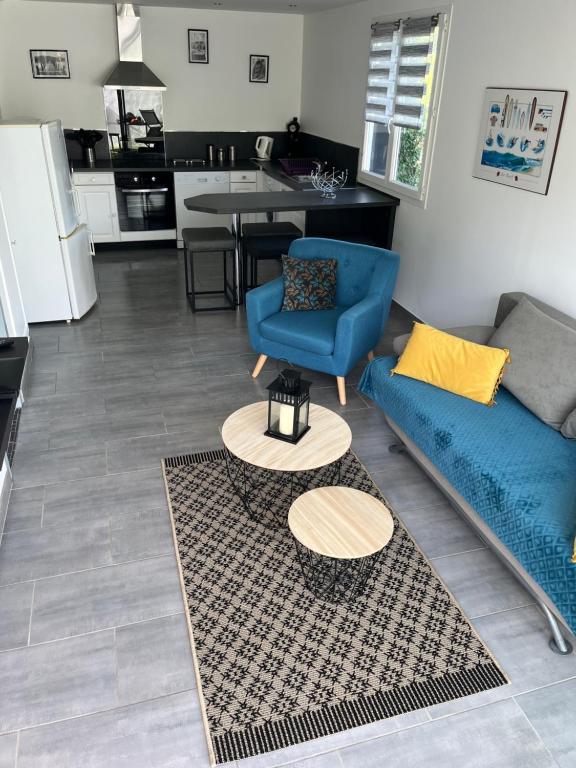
[246, 277, 284, 348]
[333, 295, 383, 374]
[393, 324, 496, 356]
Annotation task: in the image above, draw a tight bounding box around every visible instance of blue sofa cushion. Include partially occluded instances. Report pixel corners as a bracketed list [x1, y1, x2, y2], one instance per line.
[359, 355, 576, 634]
[259, 307, 346, 356]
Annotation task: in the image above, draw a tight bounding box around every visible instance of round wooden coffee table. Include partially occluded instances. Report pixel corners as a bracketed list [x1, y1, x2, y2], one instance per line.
[221, 401, 352, 525]
[288, 486, 394, 602]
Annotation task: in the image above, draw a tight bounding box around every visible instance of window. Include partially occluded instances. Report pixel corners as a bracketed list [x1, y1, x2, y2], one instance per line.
[359, 12, 449, 205]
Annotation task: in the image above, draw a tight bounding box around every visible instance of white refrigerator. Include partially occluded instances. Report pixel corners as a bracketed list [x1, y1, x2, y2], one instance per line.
[0, 120, 97, 322]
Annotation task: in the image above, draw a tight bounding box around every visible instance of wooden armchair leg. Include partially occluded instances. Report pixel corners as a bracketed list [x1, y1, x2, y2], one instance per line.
[252, 354, 268, 378]
[368, 351, 375, 361]
[336, 376, 347, 406]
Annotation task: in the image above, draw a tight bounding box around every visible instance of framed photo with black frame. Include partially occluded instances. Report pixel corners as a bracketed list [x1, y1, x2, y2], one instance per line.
[249, 54, 269, 84]
[30, 49, 70, 79]
[188, 29, 209, 64]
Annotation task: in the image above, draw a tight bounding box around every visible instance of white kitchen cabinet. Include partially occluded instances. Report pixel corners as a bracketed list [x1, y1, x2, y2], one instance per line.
[276, 180, 306, 235]
[74, 181, 120, 243]
[230, 172, 259, 225]
[174, 172, 230, 247]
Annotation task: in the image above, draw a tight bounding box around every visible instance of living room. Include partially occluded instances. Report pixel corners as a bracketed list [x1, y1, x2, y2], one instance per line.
[0, 0, 574, 766]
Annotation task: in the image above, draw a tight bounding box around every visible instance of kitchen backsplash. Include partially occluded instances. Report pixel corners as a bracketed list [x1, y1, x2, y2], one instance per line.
[63, 127, 359, 179]
[164, 131, 358, 177]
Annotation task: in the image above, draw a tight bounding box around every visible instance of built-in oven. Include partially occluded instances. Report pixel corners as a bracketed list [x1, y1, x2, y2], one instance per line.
[114, 171, 175, 232]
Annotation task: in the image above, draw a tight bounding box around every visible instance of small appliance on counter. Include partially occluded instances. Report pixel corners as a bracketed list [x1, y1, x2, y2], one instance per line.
[206, 144, 215, 163]
[228, 145, 237, 163]
[255, 136, 274, 160]
[217, 147, 226, 164]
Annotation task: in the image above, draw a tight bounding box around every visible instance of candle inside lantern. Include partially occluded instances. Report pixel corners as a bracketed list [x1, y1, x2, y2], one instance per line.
[278, 403, 294, 435]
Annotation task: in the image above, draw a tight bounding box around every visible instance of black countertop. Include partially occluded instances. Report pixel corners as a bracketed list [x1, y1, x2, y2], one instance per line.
[70, 157, 312, 190]
[184, 187, 399, 214]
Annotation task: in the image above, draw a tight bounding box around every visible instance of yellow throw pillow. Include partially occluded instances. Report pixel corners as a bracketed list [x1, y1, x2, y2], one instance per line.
[392, 323, 510, 406]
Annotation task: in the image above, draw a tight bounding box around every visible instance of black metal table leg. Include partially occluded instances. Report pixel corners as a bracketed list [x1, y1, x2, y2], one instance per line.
[293, 540, 383, 603]
[223, 446, 344, 528]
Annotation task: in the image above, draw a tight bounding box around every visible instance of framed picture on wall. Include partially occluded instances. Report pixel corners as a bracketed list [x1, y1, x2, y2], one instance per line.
[472, 87, 567, 195]
[30, 49, 70, 79]
[249, 54, 269, 84]
[188, 29, 209, 64]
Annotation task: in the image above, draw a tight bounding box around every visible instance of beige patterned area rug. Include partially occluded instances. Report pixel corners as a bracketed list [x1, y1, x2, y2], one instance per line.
[162, 449, 508, 766]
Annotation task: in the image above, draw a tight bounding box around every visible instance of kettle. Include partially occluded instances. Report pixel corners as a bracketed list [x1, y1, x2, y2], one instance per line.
[255, 136, 274, 160]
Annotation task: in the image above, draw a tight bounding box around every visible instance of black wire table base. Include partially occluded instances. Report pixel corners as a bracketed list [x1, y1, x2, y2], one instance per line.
[223, 447, 342, 528]
[293, 538, 384, 603]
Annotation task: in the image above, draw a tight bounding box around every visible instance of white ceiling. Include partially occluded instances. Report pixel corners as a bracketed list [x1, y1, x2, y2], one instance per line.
[28, 0, 365, 14]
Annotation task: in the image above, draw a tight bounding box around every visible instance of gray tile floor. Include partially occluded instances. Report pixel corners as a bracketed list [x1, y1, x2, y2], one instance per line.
[0, 248, 575, 767]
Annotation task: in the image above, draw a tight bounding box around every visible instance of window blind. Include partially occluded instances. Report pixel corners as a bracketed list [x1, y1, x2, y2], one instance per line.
[366, 15, 438, 129]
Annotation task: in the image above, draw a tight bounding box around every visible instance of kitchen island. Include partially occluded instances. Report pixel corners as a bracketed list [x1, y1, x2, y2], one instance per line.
[184, 186, 399, 304]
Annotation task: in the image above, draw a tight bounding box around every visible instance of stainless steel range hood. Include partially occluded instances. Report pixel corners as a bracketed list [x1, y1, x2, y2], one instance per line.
[104, 3, 166, 91]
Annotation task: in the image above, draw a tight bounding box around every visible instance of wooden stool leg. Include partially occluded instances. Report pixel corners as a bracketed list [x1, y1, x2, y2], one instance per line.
[336, 376, 347, 406]
[367, 351, 375, 362]
[252, 354, 268, 378]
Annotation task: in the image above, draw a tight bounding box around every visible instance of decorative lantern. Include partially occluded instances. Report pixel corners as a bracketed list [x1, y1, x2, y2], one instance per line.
[265, 369, 311, 444]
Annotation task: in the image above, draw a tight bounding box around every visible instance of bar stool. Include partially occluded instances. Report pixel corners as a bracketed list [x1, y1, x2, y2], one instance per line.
[242, 222, 303, 293]
[182, 227, 237, 312]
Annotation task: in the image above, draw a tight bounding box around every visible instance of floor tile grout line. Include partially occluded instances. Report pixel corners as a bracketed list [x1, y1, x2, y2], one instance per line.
[1, 609, 185, 656]
[425, 673, 576, 724]
[0, 685, 199, 740]
[512, 697, 563, 768]
[464, 600, 537, 622]
[10, 504, 169, 535]
[14, 729, 20, 768]
[25, 582, 35, 647]
[0, 551, 175, 591]
[11, 464, 169, 492]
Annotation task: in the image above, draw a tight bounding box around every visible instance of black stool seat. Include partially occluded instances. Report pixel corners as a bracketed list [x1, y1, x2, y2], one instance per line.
[182, 227, 236, 251]
[242, 222, 303, 292]
[182, 227, 236, 312]
[242, 222, 302, 238]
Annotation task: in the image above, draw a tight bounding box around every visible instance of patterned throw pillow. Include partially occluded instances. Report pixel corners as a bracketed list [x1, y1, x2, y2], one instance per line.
[281, 255, 337, 312]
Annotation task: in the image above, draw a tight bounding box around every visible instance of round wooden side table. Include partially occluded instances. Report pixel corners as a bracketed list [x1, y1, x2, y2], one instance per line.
[221, 401, 352, 526]
[288, 486, 394, 602]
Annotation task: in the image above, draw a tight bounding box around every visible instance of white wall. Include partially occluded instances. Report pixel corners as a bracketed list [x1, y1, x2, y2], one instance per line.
[0, 0, 303, 131]
[302, 0, 576, 325]
[143, 6, 302, 131]
[0, 0, 117, 127]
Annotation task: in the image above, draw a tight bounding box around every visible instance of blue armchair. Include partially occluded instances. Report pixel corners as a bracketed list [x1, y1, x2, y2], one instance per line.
[246, 238, 400, 405]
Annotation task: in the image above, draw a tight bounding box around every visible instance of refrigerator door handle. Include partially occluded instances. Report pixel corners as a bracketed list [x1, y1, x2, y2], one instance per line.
[88, 231, 95, 256]
[72, 188, 82, 220]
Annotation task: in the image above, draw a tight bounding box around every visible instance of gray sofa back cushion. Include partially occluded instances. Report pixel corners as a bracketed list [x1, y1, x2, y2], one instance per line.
[495, 291, 576, 331]
[489, 297, 576, 431]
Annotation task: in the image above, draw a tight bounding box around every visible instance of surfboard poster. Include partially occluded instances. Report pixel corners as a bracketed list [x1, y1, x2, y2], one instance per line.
[473, 88, 567, 195]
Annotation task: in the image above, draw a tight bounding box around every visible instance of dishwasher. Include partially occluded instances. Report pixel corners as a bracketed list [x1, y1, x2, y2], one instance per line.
[174, 171, 230, 248]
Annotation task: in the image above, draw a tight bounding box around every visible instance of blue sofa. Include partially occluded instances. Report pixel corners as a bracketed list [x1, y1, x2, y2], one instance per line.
[359, 292, 576, 653]
[246, 238, 399, 405]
